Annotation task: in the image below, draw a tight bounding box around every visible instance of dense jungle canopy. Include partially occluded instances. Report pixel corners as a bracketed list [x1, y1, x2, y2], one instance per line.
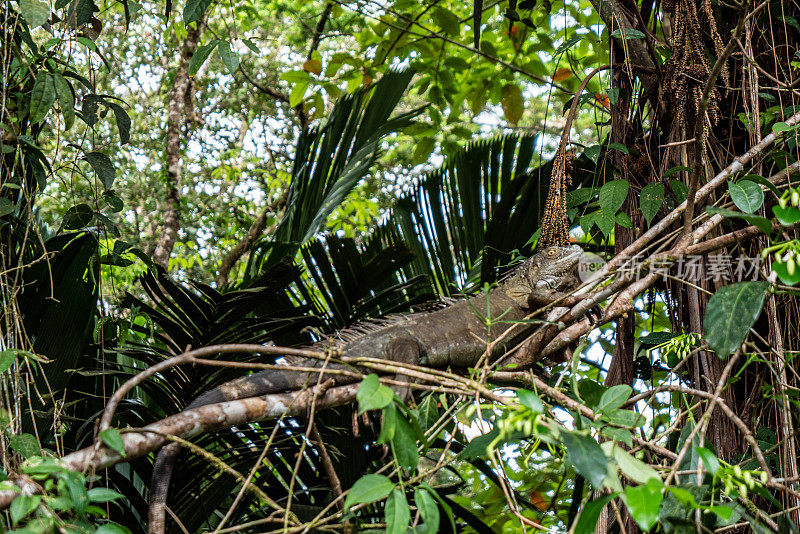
[2, 0, 800, 532]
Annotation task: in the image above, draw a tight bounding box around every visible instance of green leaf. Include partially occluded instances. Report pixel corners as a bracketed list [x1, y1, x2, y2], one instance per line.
[218, 41, 240, 75]
[624, 482, 663, 531]
[613, 446, 661, 484]
[343, 474, 394, 510]
[9, 434, 40, 458]
[773, 204, 800, 225]
[694, 447, 720, 476]
[705, 207, 772, 235]
[741, 174, 780, 197]
[640, 182, 664, 226]
[602, 427, 633, 447]
[610, 28, 646, 39]
[771, 259, 800, 285]
[242, 38, 260, 54]
[188, 40, 219, 76]
[87, 488, 124, 503]
[377, 402, 397, 444]
[563, 431, 608, 489]
[703, 281, 769, 358]
[356, 374, 394, 414]
[392, 410, 419, 471]
[599, 180, 629, 214]
[63, 203, 93, 230]
[772, 121, 794, 134]
[605, 408, 646, 428]
[584, 145, 601, 164]
[385, 489, 410, 534]
[53, 72, 75, 130]
[597, 385, 632, 413]
[573, 494, 614, 534]
[95, 524, 129, 534]
[595, 209, 616, 237]
[608, 142, 629, 154]
[107, 103, 131, 145]
[289, 81, 309, 108]
[415, 487, 440, 534]
[84, 151, 115, 189]
[99, 428, 126, 457]
[0, 350, 18, 373]
[578, 379, 606, 407]
[670, 179, 689, 202]
[183, 0, 212, 24]
[10, 495, 41, 524]
[567, 187, 597, 208]
[517, 389, 544, 412]
[29, 72, 56, 124]
[501, 84, 523, 125]
[19, 0, 50, 27]
[663, 165, 692, 179]
[728, 180, 764, 214]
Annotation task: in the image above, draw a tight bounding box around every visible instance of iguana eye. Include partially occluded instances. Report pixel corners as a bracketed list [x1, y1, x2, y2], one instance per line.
[546, 247, 558, 257]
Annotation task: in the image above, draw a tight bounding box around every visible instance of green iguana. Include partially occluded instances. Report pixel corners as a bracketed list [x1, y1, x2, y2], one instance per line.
[148, 244, 582, 534]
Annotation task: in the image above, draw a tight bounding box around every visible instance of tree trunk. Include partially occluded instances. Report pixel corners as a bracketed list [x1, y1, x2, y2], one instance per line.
[152, 23, 202, 269]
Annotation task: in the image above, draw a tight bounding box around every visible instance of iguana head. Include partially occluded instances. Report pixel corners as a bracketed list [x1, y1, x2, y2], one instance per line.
[504, 244, 583, 307]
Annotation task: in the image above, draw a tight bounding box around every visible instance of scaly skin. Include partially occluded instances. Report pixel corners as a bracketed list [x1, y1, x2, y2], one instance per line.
[147, 244, 582, 534]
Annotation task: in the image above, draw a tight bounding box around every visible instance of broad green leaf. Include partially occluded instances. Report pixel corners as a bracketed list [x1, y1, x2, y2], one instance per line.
[100, 428, 126, 457]
[344, 474, 394, 510]
[242, 38, 259, 54]
[573, 494, 614, 534]
[610, 28, 645, 39]
[705, 207, 772, 235]
[10, 495, 41, 524]
[517, 389, 544, 412]
[377, 402, 397, 444]
[741, 174, 780, 197]
[772, 121, 794, 134]
[772, 259, 800, 285]
[563, 431, 608, 489]
[183, 0, 212, 24]
[85, 152, 115, 189]
[640, 182, 664, 226]
[0, 350, 17, 373]
[599, 180, 629, 214]
[218, 41, 240, 75]
[615, 211, 633, 228]
[601, 427, 633, 447]
[773, 204, 800, 225]
[608, 142, 629, 154]
[728, 180, 764, 213]
[584, 144, 601, 164]
[29, 72, 55, 124]
[415, 487, 440, 534]
[53, 72, 75, 130]
[385, 489, 410, 534]
[703, 281, 769, 358]
[417, 394, 439, 432]
[595, 209, 616, 237]
[356, 374, 394, 413]
[670, 179, 689, 202]
[695, 446, 720, 475]
[87, 488, 124, 503]
[613, 446, 661, 484]
[391, 410, 419, 471]
[597, 385, 632, 412]
[605, 408, 646, 428]
[578, 379, 606, 407]
[624, 483, 663, 531]
[19, 0, 50, 27]
[501, 83, 523, 125]
[0, 198, 13, 217]
[107, 103, 131, 145]
[95, 524, 128, 534]
[709, 505, 734, 520]
[63, 203, 93, 230]
[62, 470, 88, 515]
[188, 40, 219, 76]
[567, 187, 597, 208]
[663, 166, 692, 179]
[9, 434, 40, 458]
[289, 81, 309, 107]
